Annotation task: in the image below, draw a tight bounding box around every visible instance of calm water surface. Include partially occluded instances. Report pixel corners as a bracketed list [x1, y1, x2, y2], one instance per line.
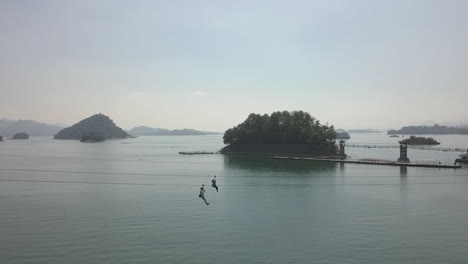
[1, 134, 468, 263]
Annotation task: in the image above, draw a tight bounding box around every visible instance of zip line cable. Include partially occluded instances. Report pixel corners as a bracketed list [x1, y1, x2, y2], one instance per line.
[1, 178, 468, 187]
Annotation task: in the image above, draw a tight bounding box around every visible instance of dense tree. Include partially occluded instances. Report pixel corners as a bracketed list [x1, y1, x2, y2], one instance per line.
[223, 111, 336, 145]
[80, 130, 105, 142]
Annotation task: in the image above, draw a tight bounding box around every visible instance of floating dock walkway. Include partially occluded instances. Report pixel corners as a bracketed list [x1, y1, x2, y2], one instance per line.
[346, 144, 468, 153]
[273, 156, 462, 169]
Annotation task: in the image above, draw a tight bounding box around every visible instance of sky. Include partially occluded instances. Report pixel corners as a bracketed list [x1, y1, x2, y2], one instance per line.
[1, 0, 467, 131]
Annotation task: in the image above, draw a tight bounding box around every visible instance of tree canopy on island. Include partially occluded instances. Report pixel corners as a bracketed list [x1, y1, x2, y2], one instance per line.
[12, 132, 29, 140]
[223, 111, 336, 145]
[80, 130, 105, 142]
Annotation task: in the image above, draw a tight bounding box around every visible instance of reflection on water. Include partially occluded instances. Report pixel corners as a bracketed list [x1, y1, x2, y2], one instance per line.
[223, 155, 337, 173]
[400, 166, 408, 177]
[399, 166, 408, 194]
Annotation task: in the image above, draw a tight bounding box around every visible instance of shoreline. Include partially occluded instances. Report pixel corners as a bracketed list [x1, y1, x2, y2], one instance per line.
[219, 143, 339, 157]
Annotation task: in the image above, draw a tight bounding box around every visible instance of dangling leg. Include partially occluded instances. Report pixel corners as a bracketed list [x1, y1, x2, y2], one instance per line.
[200, 195, 209, 205]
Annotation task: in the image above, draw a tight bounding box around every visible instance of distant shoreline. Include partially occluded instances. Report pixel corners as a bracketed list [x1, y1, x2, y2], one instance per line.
[130, 133, 222, 136]
[388, 125, 468, 135]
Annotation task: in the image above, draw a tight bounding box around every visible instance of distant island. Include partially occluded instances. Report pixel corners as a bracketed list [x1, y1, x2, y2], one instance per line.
[128, 126, 220, 136]
[12, 132, 29, 140]
[347, 129, 381, 133]
[388, 124, 468, 135]
[54, 114, 128, 140]
[335, 129, 351, 139]
[336, 131, 350, 139]
[0, 136, 3, 142]
[0, 119, 63, 137]
[220, 111, 338, 156]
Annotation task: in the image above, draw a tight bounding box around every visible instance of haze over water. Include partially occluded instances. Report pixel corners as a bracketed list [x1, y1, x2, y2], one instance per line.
[1, 0, 468, 130]
[1, 134, 468, 264]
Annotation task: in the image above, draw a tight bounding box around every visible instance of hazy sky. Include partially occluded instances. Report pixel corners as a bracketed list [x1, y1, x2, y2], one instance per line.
[1, 0, 467, 131]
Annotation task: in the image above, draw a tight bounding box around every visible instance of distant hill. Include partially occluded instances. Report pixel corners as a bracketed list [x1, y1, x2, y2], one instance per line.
[0, 119, 63, 137]
[54, 114, 128, 140]
[128, 126, 219, 136]
[348, 129, 381, 133]
[388, 124, 468, 135]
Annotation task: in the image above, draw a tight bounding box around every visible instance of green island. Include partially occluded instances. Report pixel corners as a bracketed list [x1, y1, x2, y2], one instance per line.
[220, 111, 339, 156]
[54, 114, 128, 141]
[388, 124, 468, 135]
[12, 132, 29, 140]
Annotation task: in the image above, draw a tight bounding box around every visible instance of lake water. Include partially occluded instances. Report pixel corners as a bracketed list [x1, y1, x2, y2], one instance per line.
[1, 134, 468, 263]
